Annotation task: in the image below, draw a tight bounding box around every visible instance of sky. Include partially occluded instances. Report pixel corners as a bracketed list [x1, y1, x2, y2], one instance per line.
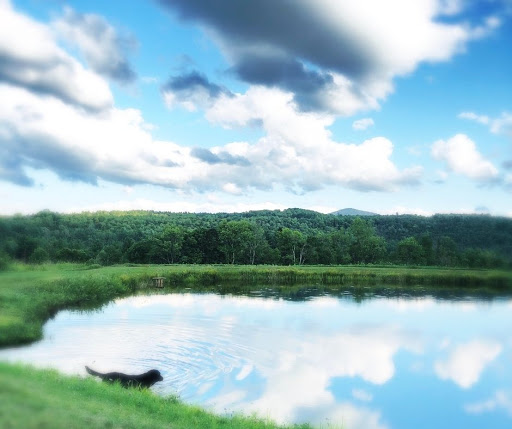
[0, 0, 511, 217]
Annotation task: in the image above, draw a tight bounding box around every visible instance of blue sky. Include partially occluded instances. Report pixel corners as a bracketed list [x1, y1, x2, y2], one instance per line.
[0, 0, 511, 216]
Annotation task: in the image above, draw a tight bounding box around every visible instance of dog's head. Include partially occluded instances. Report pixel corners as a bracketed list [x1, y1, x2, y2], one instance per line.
[147, 369, 164, 382]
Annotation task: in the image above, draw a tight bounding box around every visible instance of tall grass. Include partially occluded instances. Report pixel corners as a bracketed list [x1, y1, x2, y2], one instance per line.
[103, 264, 512, 289]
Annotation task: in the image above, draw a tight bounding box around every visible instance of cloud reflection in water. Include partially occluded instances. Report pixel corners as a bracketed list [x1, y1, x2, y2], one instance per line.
[0, 293, 510, 428]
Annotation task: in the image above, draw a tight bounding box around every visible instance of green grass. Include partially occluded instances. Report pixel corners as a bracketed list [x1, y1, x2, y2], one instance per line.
[1, 263, 511, 347]
[0, 362, 308, 429]
[0, 262, 510, 428]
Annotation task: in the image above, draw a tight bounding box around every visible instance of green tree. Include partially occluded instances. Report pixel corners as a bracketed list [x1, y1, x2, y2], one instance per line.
[95, 244, 123, 266]
[277, 228, 307, 265]
[29, 247, 49, 264]
[0, 251, 11, 271]
[348, 218, 386, 264]
[15, 236, 38, 262]
[246, 223, 268, 264]
[418, 234, 434, 265]
[56, 248, 89, 262]
[462, 248, 504, 268]
[192, 228, 223, 264]
[306, 233, 334, 264]
[436, 236, 459, 266]
[126, 240, 155, 264]
[157, 225, 184, 264]
[218, 220, 254, 264]
[330, 228, 351, 264]
[180, 231, 202, 264]
[396, 237, 424, 265]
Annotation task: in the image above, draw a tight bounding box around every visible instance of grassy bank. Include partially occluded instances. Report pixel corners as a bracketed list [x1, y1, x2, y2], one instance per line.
[1, 263, 511, 347]
[1, 263, 510, 428]
[0, 362, 307, 429]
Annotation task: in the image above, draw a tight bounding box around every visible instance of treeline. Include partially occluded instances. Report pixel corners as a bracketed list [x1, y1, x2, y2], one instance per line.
[0, 209, 511, 268]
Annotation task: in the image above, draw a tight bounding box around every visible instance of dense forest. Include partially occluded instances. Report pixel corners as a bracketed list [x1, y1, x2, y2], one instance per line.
[1, 209, 511, 269]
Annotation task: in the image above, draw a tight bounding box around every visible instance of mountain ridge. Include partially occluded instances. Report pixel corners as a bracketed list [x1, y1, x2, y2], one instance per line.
[330, 208, 379, 216]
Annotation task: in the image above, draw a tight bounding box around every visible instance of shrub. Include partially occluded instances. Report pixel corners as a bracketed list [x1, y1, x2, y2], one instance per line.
[0, 251, 11, 271]
[29, 247, 50, 264]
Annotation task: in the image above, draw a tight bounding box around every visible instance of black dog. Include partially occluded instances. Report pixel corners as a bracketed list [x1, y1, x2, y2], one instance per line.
[85, 366, 163, 388]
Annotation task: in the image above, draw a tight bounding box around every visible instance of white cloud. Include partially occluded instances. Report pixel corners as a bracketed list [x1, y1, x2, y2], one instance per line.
[122, 186, 134, 194]
[0, 84, 188, 187]
[434, 339, 502, 388]
[353, 118, 375, 131]
[465, 390, 512, 416]
[204, 86, 423, 192]
[406, 145, 423, 157]
[241, 324, 421, 425]
[163, 84, 220, 112]
[235, 364, 253, 381]
[458, 111, 490, 125]
[352, 388, 374, 402]
[0, 0, 112, 111]
[437, 0, 464, 15]
[222, 183, 243, 195]
[215, 325, 416, 428]
[0, 80, 422, 194]
[53, 7, 137, 83]
[431, 134, 499, 181]
[0, 3, 424, 195]
[435, 170, 449, 182]
[161, 0, 501, 115]
[459, 111, 512, 137]
[505, 173, 512, 190]
[490, 112, 512, 137]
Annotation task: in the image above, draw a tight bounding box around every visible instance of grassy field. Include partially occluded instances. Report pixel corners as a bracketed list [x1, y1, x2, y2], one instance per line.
[0, 262, 511, 428]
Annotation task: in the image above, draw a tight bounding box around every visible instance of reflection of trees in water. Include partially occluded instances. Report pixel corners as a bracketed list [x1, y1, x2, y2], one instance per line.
[185, 283, 511, 304]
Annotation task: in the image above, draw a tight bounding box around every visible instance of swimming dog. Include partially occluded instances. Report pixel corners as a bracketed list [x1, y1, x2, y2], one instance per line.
[85, 366, 163, 388]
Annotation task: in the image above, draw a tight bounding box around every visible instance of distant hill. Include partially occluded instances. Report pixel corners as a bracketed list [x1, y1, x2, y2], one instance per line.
[331, 208, 379, 216]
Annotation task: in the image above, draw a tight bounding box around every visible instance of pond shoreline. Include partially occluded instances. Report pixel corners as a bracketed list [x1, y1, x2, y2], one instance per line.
[1, 263, 511, 347]
[1, 263, 511, 429]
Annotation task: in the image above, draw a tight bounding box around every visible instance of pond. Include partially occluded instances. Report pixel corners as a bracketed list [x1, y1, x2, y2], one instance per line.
[1, 290, 511, 429]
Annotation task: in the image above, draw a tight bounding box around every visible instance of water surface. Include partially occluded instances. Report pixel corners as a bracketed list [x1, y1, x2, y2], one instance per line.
[1, 291, 511, 429]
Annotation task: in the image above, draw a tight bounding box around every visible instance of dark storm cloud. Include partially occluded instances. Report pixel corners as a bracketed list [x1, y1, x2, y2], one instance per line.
[163, 71, 232, 98]
[232, 54, 334, 110]
[234, 55, 332, 91]
[191, 147, 251, 166]
[158, 0, 374, 111]
[162, 71, 234, 109]
[158, 0, 370, 77]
